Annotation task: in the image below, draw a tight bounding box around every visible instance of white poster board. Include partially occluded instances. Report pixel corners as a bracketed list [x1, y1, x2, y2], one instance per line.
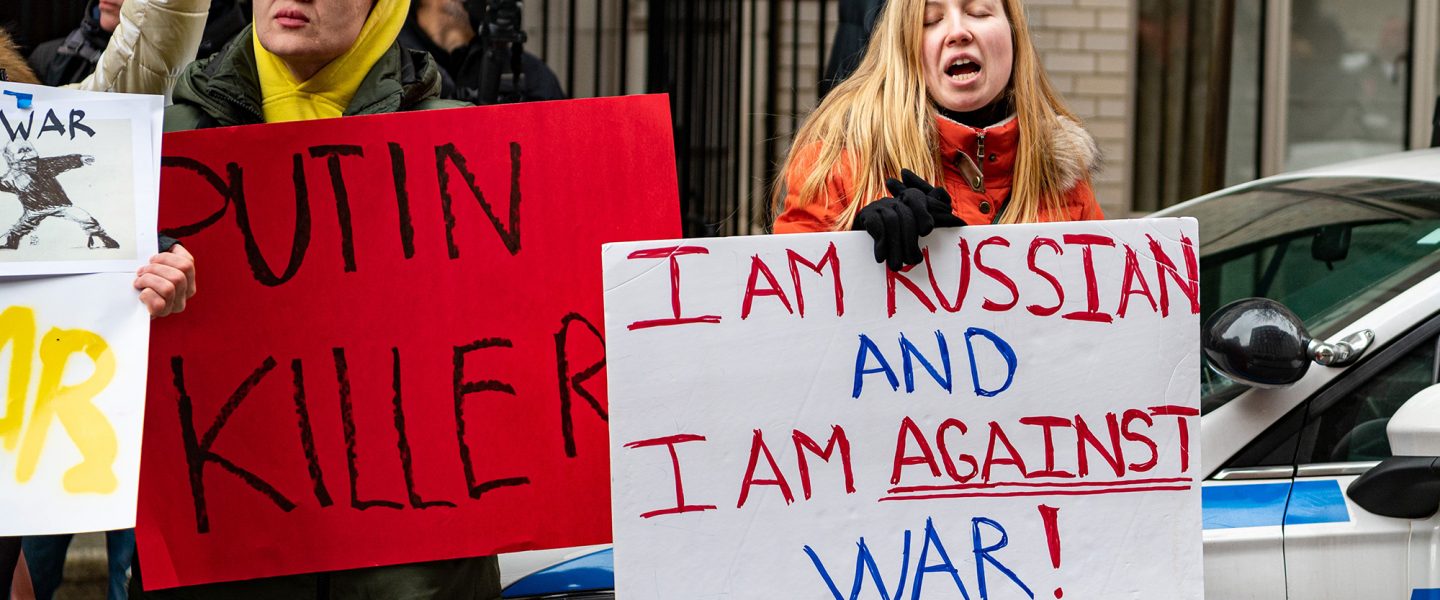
[604, 218, 1203, 599]
[0, 273, 152, 535]
[0, 81, 161, 276]
[0, 83, 160, 535]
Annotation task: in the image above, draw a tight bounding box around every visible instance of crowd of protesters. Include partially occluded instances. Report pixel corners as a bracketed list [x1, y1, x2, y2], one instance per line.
[0, 0, 1100, 597]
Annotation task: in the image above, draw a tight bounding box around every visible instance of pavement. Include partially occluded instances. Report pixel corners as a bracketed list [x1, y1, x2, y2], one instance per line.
[42, 532, 108, 600]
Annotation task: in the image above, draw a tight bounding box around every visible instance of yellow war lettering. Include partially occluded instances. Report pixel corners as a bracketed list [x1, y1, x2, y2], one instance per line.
[0, 306, 35, 451]
[0, 306, 119, 494]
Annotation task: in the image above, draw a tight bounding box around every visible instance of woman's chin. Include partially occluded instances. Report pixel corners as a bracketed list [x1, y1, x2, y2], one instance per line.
[934, 96, 995, 113]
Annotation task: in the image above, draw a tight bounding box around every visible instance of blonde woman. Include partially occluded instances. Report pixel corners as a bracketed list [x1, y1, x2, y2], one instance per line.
[773, 0, 1102, 270]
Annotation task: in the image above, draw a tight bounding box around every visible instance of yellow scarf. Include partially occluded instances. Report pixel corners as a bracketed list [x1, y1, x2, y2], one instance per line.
[254, 0, 409, 123]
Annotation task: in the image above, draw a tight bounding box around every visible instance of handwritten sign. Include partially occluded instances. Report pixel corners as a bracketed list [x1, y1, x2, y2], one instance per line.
[604, 219, 1203, 599]
[135, 96, 679, 589]
[0, 81, 160, 275]
[0, 83, 159, 536]
[0, 273, 152, 535]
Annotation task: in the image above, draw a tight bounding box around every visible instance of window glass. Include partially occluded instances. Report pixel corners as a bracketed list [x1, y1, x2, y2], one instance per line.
[1220, 332, 1439, 471]
[1285, 0, 1411, 171]
[1300, 336, 1438, 463]
[1168, 177, 1440, 413]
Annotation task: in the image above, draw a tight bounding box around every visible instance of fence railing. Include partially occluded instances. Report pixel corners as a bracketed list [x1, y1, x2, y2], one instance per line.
[523, 0, 841, 237]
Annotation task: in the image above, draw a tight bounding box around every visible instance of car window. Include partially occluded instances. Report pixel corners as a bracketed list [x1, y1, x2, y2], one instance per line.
[1219, 322, 1440, 473]
[1297, 334, 1439, 464]
[1175, 177, 1440, 414]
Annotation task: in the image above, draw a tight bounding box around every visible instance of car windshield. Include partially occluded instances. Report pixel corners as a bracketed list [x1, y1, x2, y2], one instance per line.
[1166, 177, 1440, 414]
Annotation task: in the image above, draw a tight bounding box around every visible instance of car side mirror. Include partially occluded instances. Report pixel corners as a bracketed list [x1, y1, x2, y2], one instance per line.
[1202, 298, 1376, 388]
[1202, 298, 1312, 387]
[1387, 384, 1440, 456]
[1346, 456, 1440, 519]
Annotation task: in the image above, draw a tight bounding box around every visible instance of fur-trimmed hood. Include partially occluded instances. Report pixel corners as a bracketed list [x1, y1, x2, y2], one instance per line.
[1051, 114, 1102, 191]
[0, 30, 40, 84]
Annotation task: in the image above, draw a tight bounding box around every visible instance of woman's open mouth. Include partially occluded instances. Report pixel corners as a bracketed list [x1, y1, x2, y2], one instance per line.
[945, 59, 982, 82]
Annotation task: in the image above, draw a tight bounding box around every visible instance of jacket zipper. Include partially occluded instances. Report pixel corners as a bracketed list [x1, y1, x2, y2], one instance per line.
[952, 126, 988, 193]
[976, 131, 986, 169]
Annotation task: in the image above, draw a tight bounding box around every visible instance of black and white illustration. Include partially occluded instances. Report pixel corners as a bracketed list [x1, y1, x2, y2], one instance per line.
[0, 104, 141, 270]
[0, 140, 121, 251]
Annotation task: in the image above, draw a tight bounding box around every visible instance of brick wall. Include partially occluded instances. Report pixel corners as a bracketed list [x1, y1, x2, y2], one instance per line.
[1026, 0, 1137, 217]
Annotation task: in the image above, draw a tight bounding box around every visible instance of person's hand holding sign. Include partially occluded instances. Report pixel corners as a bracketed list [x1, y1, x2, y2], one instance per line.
[853, 168, 967, 271]
[134, 243, 196, 317]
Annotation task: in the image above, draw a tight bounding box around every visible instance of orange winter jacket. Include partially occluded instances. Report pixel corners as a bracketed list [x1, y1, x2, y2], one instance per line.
[773, 114, 1104, 233]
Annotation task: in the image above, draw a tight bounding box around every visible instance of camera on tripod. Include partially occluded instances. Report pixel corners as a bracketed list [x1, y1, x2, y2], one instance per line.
[462, 0, 526, 105]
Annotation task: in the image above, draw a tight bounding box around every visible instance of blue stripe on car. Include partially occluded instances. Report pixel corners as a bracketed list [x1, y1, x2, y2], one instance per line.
[1202, 479, 1349, 530]
[1202, 482, 1290, 530]
[1412, 590, 1440, 600]
[1283, 479, 1350, 525]
[502, 548, 615, 598]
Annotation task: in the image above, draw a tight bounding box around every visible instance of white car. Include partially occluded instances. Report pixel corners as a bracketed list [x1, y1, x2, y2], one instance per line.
[1156, 149, 1440, 599]
[500, 150, 1440, 599]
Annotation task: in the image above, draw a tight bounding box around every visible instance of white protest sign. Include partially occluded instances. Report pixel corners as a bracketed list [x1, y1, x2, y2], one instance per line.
[0, 81, 161, 276]
[0, 273, 151, 535]
[604, 218, 1203, 599]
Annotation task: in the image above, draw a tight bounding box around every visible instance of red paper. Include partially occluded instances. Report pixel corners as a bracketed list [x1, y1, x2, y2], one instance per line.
[135, 96, 678, 589]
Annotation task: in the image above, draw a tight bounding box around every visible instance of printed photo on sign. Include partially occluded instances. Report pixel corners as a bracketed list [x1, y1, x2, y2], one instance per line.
[0, 82, 161, 276]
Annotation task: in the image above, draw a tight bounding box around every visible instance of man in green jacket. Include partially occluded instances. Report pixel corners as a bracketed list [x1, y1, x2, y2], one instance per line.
[135, 0, 491, 598]
[164, 0, 462, 132]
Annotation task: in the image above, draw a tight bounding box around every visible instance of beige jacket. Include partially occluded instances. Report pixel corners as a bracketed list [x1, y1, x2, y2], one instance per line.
[70, 0, 211, 101]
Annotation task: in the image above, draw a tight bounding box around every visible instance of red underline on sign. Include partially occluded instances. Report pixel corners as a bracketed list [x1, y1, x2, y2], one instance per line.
[627, 316, 723, 330]
[879, 483, 1195, 502]
[887, 477, 1194, 494]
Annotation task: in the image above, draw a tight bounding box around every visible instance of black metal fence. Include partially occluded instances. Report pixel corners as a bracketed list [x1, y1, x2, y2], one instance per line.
[4, 0, 841, 237]
[524, 0, 840, 237]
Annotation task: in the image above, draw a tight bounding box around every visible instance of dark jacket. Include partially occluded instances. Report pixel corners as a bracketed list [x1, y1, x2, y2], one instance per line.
[396, 12, 564, 104]
[27, 0, 109, 87]
[196, 0, 250, 62]
[819, 0, 886, 97]
[165, 25, 466, 132]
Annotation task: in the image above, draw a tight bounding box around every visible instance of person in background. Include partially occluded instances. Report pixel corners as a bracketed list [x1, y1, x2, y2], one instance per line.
[133, 0, 483, 596]
[819, 0, 886, 97]
[27, 0, 211, 103]
[0, 26, 200, 598]
[397, 0, 563, 103]
[772, 0, 1103, 271]
[194, 0, 252, 63]
[0, 26, 38, 85]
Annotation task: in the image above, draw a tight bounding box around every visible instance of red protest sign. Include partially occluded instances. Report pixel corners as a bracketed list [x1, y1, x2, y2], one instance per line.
[135, 95, 678, 589]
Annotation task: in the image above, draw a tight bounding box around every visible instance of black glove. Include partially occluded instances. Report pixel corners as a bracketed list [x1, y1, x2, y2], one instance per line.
[853, 169, 968, 272]
[852, 187, 934, 272]
[886, 168, 967, 229]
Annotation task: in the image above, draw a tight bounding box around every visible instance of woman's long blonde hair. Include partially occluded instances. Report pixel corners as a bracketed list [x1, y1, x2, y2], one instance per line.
[774, 0, 1080, 227]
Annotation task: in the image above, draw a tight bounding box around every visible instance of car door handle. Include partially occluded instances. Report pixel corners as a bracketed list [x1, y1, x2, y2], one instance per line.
[1345, 455, 1440, 519]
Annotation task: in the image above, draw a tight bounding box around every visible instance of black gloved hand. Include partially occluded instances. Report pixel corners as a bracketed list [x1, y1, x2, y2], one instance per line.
[886, 168, 968, 228]
[852, 187, 934, 272]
